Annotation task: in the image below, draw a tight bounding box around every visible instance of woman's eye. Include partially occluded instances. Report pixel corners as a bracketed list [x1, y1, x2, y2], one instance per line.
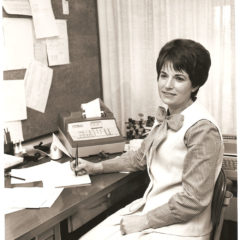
[160, 74, 167, 79]
[175, 76, 185, 81]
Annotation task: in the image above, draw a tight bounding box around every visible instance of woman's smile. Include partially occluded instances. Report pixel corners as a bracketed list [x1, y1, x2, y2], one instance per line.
[162, 91, 176, 97]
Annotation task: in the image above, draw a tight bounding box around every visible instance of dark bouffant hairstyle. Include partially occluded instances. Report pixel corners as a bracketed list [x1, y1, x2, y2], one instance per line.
[156, 39, 211, 100]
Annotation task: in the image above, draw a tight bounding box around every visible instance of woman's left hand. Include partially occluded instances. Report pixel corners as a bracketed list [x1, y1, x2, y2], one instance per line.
[120, 214, 148, 235]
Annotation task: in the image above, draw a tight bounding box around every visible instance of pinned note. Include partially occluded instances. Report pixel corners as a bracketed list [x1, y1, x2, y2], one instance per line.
[46, 19, 70, 66]
[24, 60, 53, 113]
[29, 0, 58, 39]
[2, 80, 27, 121]
[2, 0, 32, 16]
[3, 18, 34, 70]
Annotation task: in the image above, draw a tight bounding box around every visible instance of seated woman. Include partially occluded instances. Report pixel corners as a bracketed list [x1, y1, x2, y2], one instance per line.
[71, 39, 223, 240]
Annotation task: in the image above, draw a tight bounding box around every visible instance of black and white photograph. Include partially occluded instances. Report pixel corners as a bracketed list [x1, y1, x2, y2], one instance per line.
[1, 0, 238, 240]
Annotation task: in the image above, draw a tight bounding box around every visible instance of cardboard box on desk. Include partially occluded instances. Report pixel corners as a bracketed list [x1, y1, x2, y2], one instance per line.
[58, 99, 125, 157]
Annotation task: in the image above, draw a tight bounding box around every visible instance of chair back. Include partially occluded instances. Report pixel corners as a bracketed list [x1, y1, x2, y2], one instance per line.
[211, 169, 232, 240]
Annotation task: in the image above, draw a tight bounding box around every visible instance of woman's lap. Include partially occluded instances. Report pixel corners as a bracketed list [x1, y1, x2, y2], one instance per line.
[79, 208, 210, 240]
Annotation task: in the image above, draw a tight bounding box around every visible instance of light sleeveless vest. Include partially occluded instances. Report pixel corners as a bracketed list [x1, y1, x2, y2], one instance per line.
[124, 102, 224, 237]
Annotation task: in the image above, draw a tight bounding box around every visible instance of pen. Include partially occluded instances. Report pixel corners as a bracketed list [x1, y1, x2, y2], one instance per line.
[5, 173, 26, 181]
[75, 145, 78, 176]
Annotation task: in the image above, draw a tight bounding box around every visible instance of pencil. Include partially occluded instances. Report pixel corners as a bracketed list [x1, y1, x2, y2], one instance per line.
[5, 173, 25, 181]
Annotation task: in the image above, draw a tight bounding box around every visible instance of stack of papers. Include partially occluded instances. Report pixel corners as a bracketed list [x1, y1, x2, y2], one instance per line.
[5, 161, 91, 214]
[10, 161, 91, 188]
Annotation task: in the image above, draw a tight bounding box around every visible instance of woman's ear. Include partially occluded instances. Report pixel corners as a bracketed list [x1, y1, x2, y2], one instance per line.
[192, 86, 199, 93]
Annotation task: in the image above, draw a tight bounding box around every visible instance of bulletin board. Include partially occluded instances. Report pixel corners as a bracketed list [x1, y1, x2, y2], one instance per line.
[3, 0, 103, 141]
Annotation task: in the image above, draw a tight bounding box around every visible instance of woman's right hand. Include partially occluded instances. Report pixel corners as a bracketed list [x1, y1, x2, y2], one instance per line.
[70, 159, 103, 176]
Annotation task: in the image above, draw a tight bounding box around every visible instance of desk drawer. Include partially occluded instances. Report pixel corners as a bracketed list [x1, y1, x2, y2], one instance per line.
[68, 193, 111, 232]
[68, 172, 149, 232]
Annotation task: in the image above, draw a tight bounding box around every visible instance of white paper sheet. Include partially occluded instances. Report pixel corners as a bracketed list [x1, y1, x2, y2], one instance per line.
[4, 154, 24, 169]
[3, 187, 63, 211]
[2, 0, 32, 16]
[2, 80, 27, 121]
[3, 121, 24, 142]
[62, 0, 69, 15]
[10, 161, 60, 184]
[46, 19, 70, 66]
[24, 60, 53, 113]
[42, 162, 91, 188]
[52, 133, 71, 158]
[11, 161, 91, 188]
[34, 38, 48, 66]
[3, 18, 34, 70]
[81, 98, 102, 118]
[29, 0, 58, 39]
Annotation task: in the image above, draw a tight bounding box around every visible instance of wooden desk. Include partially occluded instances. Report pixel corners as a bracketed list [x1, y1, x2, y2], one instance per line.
[5, 160, 149, 240]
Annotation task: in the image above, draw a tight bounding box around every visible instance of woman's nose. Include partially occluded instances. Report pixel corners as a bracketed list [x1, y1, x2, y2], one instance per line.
[165, 77, 174, 88]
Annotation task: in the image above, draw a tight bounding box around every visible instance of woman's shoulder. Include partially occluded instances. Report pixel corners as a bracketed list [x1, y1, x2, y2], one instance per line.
[185, 119, 222, 144]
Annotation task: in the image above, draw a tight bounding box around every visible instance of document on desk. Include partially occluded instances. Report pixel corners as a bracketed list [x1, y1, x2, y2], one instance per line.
[24, 60, 53, 113]
[11, 161, 91, 188]
[4, 154, 24, 169]
[42, 161, 91, 188]
[3, 187, 63, 214]
[10, 161, 58, 184]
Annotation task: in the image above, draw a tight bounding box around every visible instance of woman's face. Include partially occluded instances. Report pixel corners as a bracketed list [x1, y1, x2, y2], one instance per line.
[158, 62, 198, 114]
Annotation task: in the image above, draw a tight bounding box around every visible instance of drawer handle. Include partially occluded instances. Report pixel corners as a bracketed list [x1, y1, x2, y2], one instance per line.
[107, 193, 111, 198]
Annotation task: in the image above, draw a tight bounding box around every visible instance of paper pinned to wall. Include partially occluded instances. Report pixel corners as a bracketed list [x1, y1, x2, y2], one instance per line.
[2, 0, 32, 16]
[3, 18, 34, 70]
[24, 60, 53, 113]
[46, 19, 70, 66]
[4, 121, 24, 142]
[62, 0, 69, 15]
[34, 38, 48, 66]
[29, 0, 58, 39]
[2, 80, 27, 121]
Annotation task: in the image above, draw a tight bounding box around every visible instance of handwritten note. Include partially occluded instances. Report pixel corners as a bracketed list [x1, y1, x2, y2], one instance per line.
[24, 60, 53, 113]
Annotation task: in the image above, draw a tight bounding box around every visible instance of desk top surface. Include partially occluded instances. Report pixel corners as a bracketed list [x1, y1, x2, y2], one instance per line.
[5, 156, 145, 240]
